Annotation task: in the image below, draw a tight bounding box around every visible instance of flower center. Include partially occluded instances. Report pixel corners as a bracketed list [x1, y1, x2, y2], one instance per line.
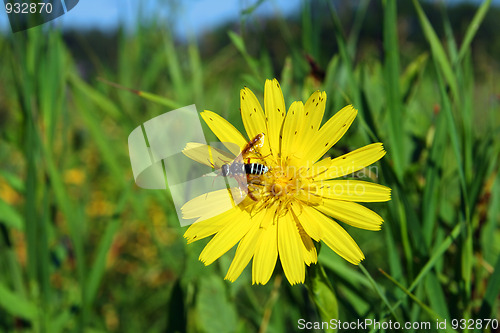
[259, 163, 304, 202]
[239, 157, 322, 217]
[270, 178, 291, 196]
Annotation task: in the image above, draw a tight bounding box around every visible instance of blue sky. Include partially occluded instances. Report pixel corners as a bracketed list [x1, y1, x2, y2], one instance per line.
[0, 0, 497, 37]
[0, 0, 302, 37]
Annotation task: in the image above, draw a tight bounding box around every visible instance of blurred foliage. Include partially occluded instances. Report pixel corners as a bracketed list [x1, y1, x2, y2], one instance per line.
[0, 0, 499, 332]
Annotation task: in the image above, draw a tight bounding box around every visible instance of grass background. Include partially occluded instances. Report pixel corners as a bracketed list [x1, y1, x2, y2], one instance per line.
[0, 0, 499, 332]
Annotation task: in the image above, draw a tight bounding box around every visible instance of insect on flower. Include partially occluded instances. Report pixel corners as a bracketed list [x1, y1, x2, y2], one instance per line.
[219, 133, 269, 201]
[182, 79, 392, 286]
[184, 133, 270, 202]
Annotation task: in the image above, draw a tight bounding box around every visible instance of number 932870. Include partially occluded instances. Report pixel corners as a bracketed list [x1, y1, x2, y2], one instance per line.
[5, 2, 53, 14]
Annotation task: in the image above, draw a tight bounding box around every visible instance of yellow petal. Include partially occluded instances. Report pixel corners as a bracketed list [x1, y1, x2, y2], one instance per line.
[316, 199, 384, 230]
[292, 203, 322, 241]
[225, 220, 262, 282]
[240, 87, 272, 158]
[304, 157, 332, 179]
[302, 105, 357, 163]
[295, 91, 327, 155]
[199, 211, 252, 265]
[315, 180, 392, 202]
[312, 143, 386, 180]
[278, 212, 305, 285]
[321, 224, 364, 264]
[181, 188, 236, 220]
[252, 204, 279, 285]
[281, 101, 305, 164]
[183, 207, 241, 243]
[264, 79, 286, 158]
[201, 110, 247, 156]
[298, 226, 317, 266]
[304, 91, 327, 134]
[299, 205, 364, 264]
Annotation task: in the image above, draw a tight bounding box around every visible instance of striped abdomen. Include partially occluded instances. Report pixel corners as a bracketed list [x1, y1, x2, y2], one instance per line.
[244, 163, 268, 175]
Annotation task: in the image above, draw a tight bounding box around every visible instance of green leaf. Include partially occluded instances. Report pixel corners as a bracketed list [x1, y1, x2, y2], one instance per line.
[478, 251, 500, 319]
[0, 199, 23, 230]
[196, 275, 237, 333]
[166, 280, 187, 333]
[280, 56, 293, 101]
[48, 308, 73, 333]
[136, 90, 183, 109]
[0, 170, 25, 192]
[85, 219, 120, 306]
[0, 283, 37, 320]
[306, 263, 338, 333]
[228, 31, 261, 81]
[400, 52, 428, 103]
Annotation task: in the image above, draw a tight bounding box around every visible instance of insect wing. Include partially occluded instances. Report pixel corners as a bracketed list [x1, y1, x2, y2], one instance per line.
[182, 141, 249, 203]
[182, 142, 234, 169]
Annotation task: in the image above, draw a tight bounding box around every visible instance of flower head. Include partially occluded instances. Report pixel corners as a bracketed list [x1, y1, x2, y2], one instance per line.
[182, 79, 391, 285]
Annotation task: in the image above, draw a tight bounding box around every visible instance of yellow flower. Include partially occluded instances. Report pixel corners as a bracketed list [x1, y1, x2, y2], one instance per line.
[182, 79, 391, 285]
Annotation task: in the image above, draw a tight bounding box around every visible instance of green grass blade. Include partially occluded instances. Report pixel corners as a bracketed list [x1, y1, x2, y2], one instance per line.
[424, 273, 450, 320]
[441, 6, 458, 63]
[347, 0, 370, 57]
[478, 248, 500, 318]
[85, 219, 120, 306]
[383, 0, 404, 181]
[280, 56, 293, 101]
[228, 31, 262, 81]
[320, 252, 371, 290]
[86, 185, 133, 306]
[163, 30, 186, 97]
[482, 170, 500, 264]
[419, 223, 464, 286]
[421, 109, 447, 249]
[137, 90, 183, 109]
[379, 270, 457, 333]
[188, 36, 204, 104]
[70, 73, 122, 119]
[327, 2, 374, 143]
[0, 199, 23, 230]
[359, 264, 401, 322]
[457, 0, 492, 64]
[400, 52, 428, 104]
[412, 0, 459, 103]
[434, 64, 468, 209]
[385, 221, 464, 314]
